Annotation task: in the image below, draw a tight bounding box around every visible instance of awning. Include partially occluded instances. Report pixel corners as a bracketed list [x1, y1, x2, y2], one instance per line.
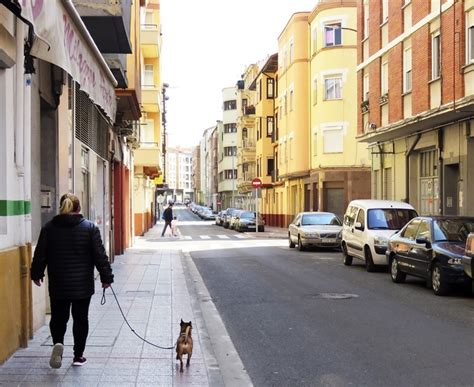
[18, 0, 117, 121]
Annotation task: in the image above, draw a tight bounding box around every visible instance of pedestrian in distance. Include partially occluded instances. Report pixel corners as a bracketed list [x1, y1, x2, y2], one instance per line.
[30, 193, 114, 369]
[161, 201, 174, 237]
[171, 216, 179, 237]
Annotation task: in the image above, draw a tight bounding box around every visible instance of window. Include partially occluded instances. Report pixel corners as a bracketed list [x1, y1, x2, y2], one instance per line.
[323, 127, 343, 153]
[312, 78, 318, 105]
[224, 100, 237, 110]
[267, 158, 274, 176]
[324, 77, 342, 100]
[403, 46, 412, 93]
[356, 209, 365, 228]
[144, 64, 154, 87]
[224, 146, 236, 156]
[401, 219, 420, 239]
[224, 123, 236, 133]
[363, 73, 369, 101]
[289, 89, 294, 111]
[324, 22, 342, 47]
[432, 33, 441, 79]
[344, 206, 358, 227]
[267, 78, 274, 99]
[266, 116, 274, 137]
[381, 60, 388, 94]
[284, 94, 288, 114]
[416, 220, 431, 240]
[382, 0, 389, 23]
[467, 25, 474, 63]
[224, 170, 236, 179]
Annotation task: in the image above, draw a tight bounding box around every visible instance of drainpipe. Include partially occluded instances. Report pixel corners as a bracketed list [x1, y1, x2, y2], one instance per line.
[378, 144, 384, 199]
[438, 129, 444, 215]
[405, 133, 421, 204]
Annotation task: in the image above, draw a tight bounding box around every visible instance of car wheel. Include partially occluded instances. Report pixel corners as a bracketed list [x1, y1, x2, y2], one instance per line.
[289, 233, 295, 248]
[365, 246, 376, 272]
[431, 263, 449, 296]
[390, 256, 406, 283]
[342, 243, 353, 266]
[237, 226, 242, 233]
[298, 236, 305, 251]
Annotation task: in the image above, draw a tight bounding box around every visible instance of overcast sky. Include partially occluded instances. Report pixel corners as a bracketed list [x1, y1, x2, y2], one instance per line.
[160, 0, 318, 148]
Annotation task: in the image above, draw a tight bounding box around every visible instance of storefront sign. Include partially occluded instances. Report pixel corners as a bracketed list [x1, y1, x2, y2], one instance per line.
[19, 0, 117, 121]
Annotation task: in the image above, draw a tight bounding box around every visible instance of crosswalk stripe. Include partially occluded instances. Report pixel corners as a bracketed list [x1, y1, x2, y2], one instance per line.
[200, 235, 211, 239]
[183, 236, 192, 240]
[217, 235, 230, 239]
[234, 234, 249, 239]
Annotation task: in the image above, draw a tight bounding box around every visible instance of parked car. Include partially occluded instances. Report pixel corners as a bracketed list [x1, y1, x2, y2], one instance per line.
[387, 216, 474, 295]
[234, 211, 265, 232]
[462, 233, 473, 280]
[201, 208, 217, 220]
[215, 211, 225, 226]
[229, 210, 243, 230]
[288, 212, 342, 251]
[222, 208, 238, 228]
[342, 200, 418, 272]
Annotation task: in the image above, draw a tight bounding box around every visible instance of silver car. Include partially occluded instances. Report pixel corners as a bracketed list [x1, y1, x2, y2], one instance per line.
[289, 212, 343, 251]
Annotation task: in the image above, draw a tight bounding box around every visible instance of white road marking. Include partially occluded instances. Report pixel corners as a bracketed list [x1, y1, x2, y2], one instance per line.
[217, 235, 230, 239]
[200, 235, 211, 239]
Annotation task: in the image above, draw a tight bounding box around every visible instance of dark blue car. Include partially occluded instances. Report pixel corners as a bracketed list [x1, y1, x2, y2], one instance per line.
[387, 216, 474, 296]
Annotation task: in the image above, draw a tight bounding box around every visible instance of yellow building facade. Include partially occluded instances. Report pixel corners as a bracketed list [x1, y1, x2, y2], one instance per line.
[307, 0, 370, 217]
[236, 64, 259, 210]
[251, 54, 279, 225]
[134, 0, 163, 236]
[274, 12, 311, 227]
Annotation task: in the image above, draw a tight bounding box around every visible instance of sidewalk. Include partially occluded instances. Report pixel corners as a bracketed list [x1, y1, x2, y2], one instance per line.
[0, 228, 230, 386]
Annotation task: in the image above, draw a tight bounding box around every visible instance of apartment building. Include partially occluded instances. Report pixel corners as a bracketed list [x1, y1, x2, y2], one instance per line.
[134, 0, 164, 236]
[275, 11, 311, 226]
[357, 0, 474, 216]
[308, 0, 370, 218]
[166, 147, 193, 203]
[235, 64, 259, 210]
[218, 87, 240, 209]
[251, 54, 279, 224]
[192, 145, 201, 203]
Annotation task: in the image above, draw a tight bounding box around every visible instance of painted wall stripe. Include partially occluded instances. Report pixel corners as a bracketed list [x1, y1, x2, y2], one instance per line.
[0, 200, 31, 216]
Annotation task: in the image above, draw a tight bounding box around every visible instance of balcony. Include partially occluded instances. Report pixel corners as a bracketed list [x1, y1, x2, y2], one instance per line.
[141, 24, 161, 58]
[141, 88, 160, 112]
[103, 54, 127, 88]
[73, 0, 132, 54]
[135, 144, 161, 168]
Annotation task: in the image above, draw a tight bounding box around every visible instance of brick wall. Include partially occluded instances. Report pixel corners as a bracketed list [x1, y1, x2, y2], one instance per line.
[412, 25, 430, 114]
[388, 44, 403, 123]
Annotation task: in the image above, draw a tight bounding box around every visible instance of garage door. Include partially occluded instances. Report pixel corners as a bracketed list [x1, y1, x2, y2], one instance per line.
[325, 188, 345, 218]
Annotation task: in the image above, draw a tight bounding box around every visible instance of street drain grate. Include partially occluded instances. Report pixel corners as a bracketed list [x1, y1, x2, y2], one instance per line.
[309, 293, 359, 300]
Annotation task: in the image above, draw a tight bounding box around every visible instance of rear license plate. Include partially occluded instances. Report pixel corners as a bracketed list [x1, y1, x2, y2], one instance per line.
[322, 238, 336, 243]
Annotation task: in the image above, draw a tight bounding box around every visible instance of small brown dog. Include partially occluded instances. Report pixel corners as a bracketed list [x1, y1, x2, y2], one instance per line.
[176, 319, 193, 372]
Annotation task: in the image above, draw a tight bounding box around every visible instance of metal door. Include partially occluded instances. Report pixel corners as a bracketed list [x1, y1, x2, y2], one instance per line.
[444, 164, 459, 215]
[324, 187, 344, 218]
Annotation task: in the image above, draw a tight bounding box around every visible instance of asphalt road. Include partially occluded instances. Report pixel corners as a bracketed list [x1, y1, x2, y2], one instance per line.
[177, 207, 474, 387]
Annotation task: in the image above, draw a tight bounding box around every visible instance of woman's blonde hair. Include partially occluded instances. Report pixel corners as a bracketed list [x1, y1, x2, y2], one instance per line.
[59, 193, 81, 215]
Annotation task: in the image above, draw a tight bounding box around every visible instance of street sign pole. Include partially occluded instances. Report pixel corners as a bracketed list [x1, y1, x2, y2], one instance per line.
[251, 177, 263, 233]
[255, 187, 258, 233]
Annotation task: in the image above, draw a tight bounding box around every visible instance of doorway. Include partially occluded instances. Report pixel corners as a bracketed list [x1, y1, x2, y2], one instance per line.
[444, 163, 459, 215]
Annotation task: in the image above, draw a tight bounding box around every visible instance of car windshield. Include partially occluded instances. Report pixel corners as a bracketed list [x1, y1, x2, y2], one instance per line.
[367, 209, 417, 230]
[433, 219, 474, 242]
[301, 214, 341, 226]
[240, 212, 255, 219]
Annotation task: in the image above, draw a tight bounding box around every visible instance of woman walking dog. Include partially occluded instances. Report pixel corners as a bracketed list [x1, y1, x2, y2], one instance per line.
[31, 193, 114, 368]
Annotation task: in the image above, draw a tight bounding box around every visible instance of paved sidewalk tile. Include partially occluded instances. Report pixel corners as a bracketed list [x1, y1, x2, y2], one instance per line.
[0, 233, 213, 386]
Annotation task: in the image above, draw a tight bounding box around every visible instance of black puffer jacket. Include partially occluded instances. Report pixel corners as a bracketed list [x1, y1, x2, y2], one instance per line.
[31, 214, 114, 300]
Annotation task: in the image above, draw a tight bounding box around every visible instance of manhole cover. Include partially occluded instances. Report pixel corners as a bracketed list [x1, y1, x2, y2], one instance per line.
[309, 293, 359, 300]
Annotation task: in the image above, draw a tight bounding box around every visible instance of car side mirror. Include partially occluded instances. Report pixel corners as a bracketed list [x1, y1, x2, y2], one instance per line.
[354, 222, 364, 231]
[416, 237, 431, 247]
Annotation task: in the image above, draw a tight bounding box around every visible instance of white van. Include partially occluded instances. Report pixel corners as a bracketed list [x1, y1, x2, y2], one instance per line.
[341, 200, 418, 272]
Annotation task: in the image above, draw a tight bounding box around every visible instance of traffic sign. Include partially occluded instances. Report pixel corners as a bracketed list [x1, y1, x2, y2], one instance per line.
[251, 178, 262, 188]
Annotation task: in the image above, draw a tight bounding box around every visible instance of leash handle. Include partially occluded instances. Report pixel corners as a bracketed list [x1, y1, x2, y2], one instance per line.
[101, 285, 175, 350]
